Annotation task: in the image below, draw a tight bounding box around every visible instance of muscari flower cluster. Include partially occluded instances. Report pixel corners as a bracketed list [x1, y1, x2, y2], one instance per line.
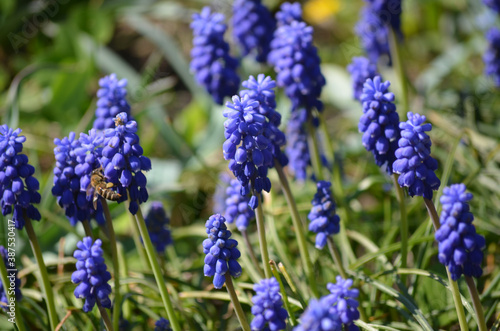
[484, 27, 500, 87]
[224, 178, 255, 232]
[144, 201, 173, 253]
[190, 7, 240, 105]
[359, 76, 400, 174]
[223, 94, 273, 209]
[393, 112, 440, 200]
[154, 317, 172, 331]
[355, 5, 391, 64]
[93, 73, 132, 130]
[0, 125, 41, 230]
[435, 184, 486, 280]
[308, 181, 340, 250]
[275, 2, 303, 26]
[347, 56, 379, 101]
[365, 0, 402, 33]
[295, 277, 360, 331]
[71, 237, 112, 312]
[240, 74, 288, 167]
[232, 0, 275, 63]
[286, 109, 310, 181]
[52, 132, 105, 226]
[0, 246, 22, 310]
[100, 112, 151, 215]
[483, 0, 500, 13]
[203, 214, 242, 289]
[251, 277, 288, 331]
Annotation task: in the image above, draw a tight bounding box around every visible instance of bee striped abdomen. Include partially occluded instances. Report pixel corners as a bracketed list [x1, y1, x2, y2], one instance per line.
[96, 186, 121, 201]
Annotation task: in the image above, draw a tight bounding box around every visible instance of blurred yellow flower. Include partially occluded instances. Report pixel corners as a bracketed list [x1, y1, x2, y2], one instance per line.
[304, 0, 340, 24]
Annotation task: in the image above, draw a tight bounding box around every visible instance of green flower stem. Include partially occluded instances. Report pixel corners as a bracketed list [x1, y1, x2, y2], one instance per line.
[128, 209, 150, 270]
[274, 161, 318, 298]
[241, 230, 265, 278]
[133, 204, 181, 331]
[117, 242, 132, 320]
[270, 260, 298, 326]
[306, 119, 325, 181]
[392, 174, 408, 285]
[97, 300, 114, 331]
[224, 274, 251, 331]
[82, 219, 93, 238]
[24, 217, 58, 330]
[423, 198, 469, 331]
[465, 276, 487, 331]
[100, 199, 121, 331]
[327, 237, 348, 279]
[255, 193, 272, 279]
[278, 262, 307, 309]
[0, 254, 26, 331]
[388, 26, 409, 115]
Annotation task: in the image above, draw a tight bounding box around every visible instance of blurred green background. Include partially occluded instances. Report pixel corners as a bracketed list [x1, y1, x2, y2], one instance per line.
[0, 0, 500, 329]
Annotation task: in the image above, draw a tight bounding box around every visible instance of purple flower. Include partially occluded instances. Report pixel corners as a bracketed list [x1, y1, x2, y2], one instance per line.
[359, 76, 400, 174]
[435, 184, 485, 280]
[232, 0, 275, 63]
[144, 202, 173, 253]
[0, 125, 41, 230]
[99, 112, 151, 214]
[190, 7, 240, 105]
[355, 6, 391, 65]
[308, 181, 340, 249]
[224, 178, 255, 232]
[93, 73, 132, 130]
[286, 109, 310, 181]
[326, 277, 360, 328]
[251, 277, 288, 330]
[276, 2, 303, 26]
[347, 57, 379, 101]
[393, 112, 440, 199]
[0, 246, 22, 310]
[483, 0, 500, 13]
[71, 237, 112, 312]
[154, 317, 172, 331]
[484, 27, 500, 87]
[203, 214, 242, 289]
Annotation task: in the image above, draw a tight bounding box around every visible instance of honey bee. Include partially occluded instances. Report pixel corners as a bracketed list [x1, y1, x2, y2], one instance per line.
[87, 167, 122, 208]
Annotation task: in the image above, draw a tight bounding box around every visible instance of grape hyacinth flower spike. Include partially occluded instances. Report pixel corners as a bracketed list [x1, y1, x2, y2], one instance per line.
[326, 276, 361, 329]
[483, 0, 500, 13]
[223, 94, 273, 209]
[393, 112, 440, 199]
[484, 27, 500, 87]
[347, 57, 379, 101]
[99, 112, 151, 214]
[224, 178, 255, 232]
[232, 0, 275, 63]
[275, 2, 303, 26]
[435, 184, 485, 281]
[203, 214, 242, 289]
[93, 73, 132, 130]
[308, 181, 340, 249]
[71, 237, 112, 312]
[359, 76, 400, 174]
[251, 277, 288, 331]
[0, 125, 41, 230]
[190, 7, 240, 105]
[155, 317, 173, 331]
[144, 201, 173, 253]
[355, 6, 391, 65]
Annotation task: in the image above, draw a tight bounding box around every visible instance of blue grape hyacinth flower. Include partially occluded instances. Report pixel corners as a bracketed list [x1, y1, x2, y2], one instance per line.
[286, 109, 310, 181]
[203, 214, 242, 289]
[308, 181, 340, 249]
[276, 2, 303, 26]
[154, 317, 172, 331]
[71, 237, 112, 312]
[190, 7, 240, 105]
[484, 27, 500, 87]
[483, 0, 500, 13]
[295, 278, 360, 331]
[251, 277, 288, 331]
[232, 0, 275, 63]
[93, 73, 132, 130]
[144, 201, 173, 253]
[0, 246, 22, 311]
[52, 132, 105, 226]
[365, 0, 402, 34]
[355, 6, 391, 65]
[435, 184, 485, 281]
[268, 20, 325, 115]
[359, 76, 400, 174]
[0, 125, 41, 230]
[347, 57, 379, 101]
[393, 112, 440, 200]
[223, 94, 273, 209]
[99, 112, 151, 215]
[224, 178, 255, 232]
[240, 74, 288, 167]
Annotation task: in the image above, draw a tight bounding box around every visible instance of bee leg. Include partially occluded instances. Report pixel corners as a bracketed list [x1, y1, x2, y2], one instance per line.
[106, 182, 114, 188]
[93, 193, 99, 210]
